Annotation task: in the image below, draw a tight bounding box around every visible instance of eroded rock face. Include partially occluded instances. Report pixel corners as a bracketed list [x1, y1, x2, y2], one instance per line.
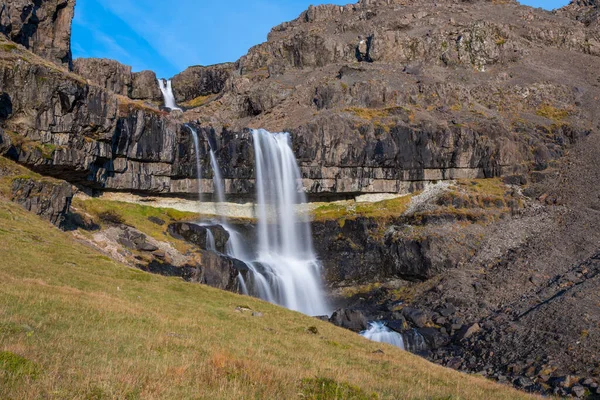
[73, 58, 132, 96]
[0, 0, 75, 67]
[73, 58, 163, 102]
[171, 63, 234, 104]
[168, 222, 230, 253]
[131, 70, 162, 101]
[10, 177, 72, 226]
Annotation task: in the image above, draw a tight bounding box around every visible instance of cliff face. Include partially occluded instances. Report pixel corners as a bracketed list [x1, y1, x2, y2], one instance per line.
[0, 0, 75, 67]
[0, 0, 599, 201]
[73, 58, 162, 101]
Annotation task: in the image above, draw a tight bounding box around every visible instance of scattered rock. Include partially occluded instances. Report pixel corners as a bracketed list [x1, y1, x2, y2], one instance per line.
[402, 307, 429, 328]
[456, 323, 481, 341]
[148, 216, 166, 226]
[329, 309, 368, 332]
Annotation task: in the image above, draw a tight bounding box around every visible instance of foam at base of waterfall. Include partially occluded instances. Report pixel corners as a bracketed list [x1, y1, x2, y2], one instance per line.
[238, 253, 328, 316]
[361, 322, 406, 350]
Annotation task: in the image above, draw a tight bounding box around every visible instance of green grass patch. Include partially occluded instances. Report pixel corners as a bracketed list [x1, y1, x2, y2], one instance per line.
[301, 377, 379, 400]
[73, 198, 196, 251]
[0, 43, 17, 52]
[313, 195, 413, 222]
[0, 351, 40, 380]
[536, 104, 570, 121]
[182, 95, 213, 108]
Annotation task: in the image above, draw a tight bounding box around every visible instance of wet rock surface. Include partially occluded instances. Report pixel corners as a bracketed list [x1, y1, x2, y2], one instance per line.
[168, 222, 230, 253]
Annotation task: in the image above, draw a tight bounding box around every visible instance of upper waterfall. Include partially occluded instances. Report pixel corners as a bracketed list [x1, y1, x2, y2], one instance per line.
[158, 79, 182, 111]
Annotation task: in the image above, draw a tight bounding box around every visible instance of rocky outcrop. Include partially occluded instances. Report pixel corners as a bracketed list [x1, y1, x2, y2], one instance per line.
[10, 177, 72, 226]
[191, 250, 246, 292]
[329, 308, 368, 332]
[171, 63, 234, 104]
[73, 58, 132, 97]
[73, 58, 162, 101]
[0, 0, 75, 67]
[131, 70, 162, 101]
[168, 222, 230, 253]
[0, 0, 598, 201]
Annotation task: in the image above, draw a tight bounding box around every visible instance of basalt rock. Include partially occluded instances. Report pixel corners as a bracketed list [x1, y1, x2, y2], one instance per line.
[0, 0, 75, 67]
[168, 222, 230, 253]
[329, 308, 369, 332]
[191, 250, 246, 292]
[73, 57, 163, 102]
[131, 70, 162, 101]
[10, 177, 72, 226]
[171, 63, 234, 104]
[73, 58, 132, 97]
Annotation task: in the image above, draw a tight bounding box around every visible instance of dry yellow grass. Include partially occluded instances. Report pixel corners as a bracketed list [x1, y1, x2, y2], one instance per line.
[0, 195, 538, 399]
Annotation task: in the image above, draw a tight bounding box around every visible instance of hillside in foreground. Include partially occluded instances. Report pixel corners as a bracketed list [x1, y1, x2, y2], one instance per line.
[0, 193, 535, 399]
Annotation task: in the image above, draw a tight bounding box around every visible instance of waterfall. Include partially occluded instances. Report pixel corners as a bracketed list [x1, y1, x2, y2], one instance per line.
[229, 129, 328, 316]
[158, 79, 182, 111]
[361, 322, 406, 350]
[209, 149, 225, 204]
[184, 125, 328, 316]
[206, 229, 216, 252]
[186, 125, 203, 203]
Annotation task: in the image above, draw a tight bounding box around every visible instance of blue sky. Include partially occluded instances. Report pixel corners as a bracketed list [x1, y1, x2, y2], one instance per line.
[72, 0, 571, 78]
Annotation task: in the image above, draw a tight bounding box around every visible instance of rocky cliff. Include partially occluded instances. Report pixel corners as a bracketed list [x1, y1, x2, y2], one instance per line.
[0, 0, 75, 67]
[2, 1, 600, 396]
[3, 0, 597, 200]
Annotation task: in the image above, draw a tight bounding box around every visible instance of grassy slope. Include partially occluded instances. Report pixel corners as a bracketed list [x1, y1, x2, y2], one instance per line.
[0, 198, 537, 399]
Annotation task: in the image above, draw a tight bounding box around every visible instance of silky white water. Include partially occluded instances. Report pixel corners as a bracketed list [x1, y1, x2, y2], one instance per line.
[158, 79, 182, 111]
[231, 129, 328, 316]
[361, 322, 406, 350]
[206, 229, 216, 252]
[185, 126, 329, 316]
[186, 126, 203, 203]
[209, 149, 225, 214]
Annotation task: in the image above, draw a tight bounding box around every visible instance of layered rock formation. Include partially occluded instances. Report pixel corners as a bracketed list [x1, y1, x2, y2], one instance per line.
[171, 63, 234, 104]
[2, 0, 590, 200]
[73, 58, 162, 101]
[0, 0, 75, 66]
[1, 0, 600, 397]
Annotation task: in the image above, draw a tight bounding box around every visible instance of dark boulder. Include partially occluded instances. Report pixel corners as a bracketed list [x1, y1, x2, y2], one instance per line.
[191, 250, 246, 292]
[10, 177, 73, 227]
[168, 222, 230, 253]
[402, 307, 430, 328]
[416, 327, 451, 350]
[329, 308, 368, 332]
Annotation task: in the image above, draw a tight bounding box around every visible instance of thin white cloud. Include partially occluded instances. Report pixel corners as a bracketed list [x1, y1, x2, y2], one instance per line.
[100, 0, 205, 74]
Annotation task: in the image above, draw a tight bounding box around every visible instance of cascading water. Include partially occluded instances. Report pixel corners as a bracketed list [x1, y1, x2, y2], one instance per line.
[158, 79, 182, 111]
[184, 125, 328, 316]
[209, 149, 225, 214]
[361, 322, 406, 350]
[229, 129, 328, 316]
[206, 229, 216, 252]
[186, 125, 203, 204]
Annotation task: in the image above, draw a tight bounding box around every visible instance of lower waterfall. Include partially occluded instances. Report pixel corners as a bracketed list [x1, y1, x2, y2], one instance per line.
[188, 126, 329, 316]
[361, 322, 405, 350]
